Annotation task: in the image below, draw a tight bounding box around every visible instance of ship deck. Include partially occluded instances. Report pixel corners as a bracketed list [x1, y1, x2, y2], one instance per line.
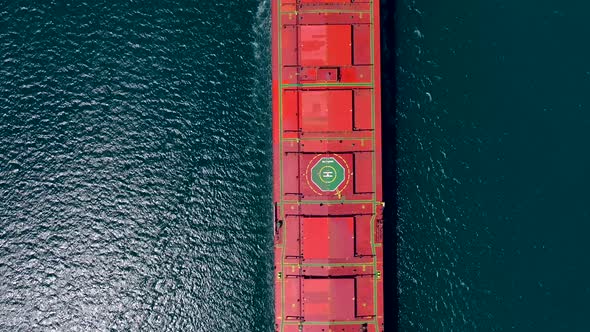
[272, 1, 383, 331]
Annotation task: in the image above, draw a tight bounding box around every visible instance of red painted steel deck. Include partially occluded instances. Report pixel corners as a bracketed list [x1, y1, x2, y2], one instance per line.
[272, 1, 383, 331]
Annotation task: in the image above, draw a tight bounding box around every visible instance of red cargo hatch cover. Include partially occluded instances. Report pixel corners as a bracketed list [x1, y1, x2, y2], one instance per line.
[299, 25, 352, 67]
[302, 217, 354, 259]
[302, 278, 355, 321]
[300, 90, 353, 132]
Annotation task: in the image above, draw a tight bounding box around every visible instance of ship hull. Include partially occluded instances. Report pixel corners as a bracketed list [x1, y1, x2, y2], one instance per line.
[272, 1, 384, 331]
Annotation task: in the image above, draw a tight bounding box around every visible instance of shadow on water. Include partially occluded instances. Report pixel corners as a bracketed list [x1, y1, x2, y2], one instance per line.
[380, 0, 399, 328]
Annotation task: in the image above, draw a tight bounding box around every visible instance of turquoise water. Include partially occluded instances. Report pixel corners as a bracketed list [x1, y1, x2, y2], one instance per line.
[0, 1, 273, 330]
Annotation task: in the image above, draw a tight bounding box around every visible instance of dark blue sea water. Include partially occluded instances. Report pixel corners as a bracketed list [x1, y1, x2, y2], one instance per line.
[2, 0, 589, 331]
[0, 1, 273, 330]
[392, 0, 590, 331]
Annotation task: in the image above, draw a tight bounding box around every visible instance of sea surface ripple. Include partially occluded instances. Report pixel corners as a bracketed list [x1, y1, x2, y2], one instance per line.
[0, 1, 273, 331]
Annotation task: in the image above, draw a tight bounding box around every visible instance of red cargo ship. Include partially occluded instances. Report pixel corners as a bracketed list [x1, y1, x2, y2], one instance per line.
[272, 0, 383, 331]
